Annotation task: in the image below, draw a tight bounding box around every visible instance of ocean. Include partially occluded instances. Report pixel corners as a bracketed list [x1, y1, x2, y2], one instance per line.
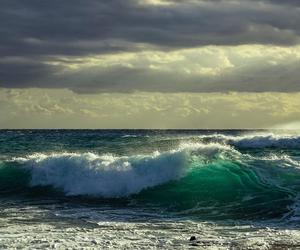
[0, 129, 300, 249]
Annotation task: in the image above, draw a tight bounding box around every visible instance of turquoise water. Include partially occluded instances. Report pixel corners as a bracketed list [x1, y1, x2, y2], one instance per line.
[1, 130, 300, 248]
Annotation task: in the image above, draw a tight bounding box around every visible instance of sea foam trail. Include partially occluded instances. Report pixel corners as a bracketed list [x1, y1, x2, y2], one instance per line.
[13, 143, 234, 197]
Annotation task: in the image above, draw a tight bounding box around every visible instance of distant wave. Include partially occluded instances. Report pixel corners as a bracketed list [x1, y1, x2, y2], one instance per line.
[121, 135, 139, 138]
[198, 132, 300, 149]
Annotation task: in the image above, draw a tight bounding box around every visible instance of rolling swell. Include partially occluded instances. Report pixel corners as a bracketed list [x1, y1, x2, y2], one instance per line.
[1, 139, 300, 221]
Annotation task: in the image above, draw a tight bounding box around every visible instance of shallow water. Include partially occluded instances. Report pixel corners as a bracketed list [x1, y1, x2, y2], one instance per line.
[1, 130, 300, 249]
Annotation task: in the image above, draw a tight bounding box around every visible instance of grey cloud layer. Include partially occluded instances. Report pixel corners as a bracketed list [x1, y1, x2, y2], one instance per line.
[0, 0, 299, 92]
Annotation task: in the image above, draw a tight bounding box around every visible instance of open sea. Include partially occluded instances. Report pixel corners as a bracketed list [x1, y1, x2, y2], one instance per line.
[1, 129, 300, 249]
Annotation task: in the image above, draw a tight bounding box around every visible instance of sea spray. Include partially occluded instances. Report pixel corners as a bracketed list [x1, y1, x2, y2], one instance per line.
[13, 151, 189, 197]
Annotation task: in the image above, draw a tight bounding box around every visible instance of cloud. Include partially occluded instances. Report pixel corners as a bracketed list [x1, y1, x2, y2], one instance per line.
[3, 45, 298, 93]
[0, 0, 300, 92]
[1, 88, 300, 129]
[1, 0, 300, 57]
[0, 57, 58, 88]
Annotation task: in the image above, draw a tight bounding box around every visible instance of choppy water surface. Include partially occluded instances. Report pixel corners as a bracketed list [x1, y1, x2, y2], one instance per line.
[1, 130, 300, 249]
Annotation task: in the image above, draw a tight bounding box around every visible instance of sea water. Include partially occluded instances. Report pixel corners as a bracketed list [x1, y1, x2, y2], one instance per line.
[0, 130, 300, 249]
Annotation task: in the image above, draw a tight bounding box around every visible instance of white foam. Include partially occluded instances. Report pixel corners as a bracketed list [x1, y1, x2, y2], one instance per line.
[257, 154, 300, 168]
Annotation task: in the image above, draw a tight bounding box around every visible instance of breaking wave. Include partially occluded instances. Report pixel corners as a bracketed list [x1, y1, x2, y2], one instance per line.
[1, 139, 300, 220]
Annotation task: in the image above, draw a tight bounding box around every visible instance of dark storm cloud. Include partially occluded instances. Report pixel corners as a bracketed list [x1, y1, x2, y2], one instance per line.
[0, 60, 59, 89]
[1, 0, 300, 55]
[264, 0, 300, 7]
[0, 0, 300, 91]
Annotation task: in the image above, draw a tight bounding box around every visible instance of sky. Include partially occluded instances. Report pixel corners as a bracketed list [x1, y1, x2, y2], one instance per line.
[0, 0, 300, 128]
